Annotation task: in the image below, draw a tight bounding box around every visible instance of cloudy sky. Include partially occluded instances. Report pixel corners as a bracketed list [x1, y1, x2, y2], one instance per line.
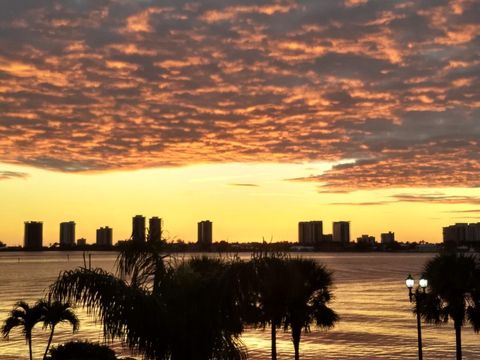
[0, 0, 479, 245]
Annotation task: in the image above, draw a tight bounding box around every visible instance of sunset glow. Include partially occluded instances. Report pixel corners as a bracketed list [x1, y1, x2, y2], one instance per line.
[0, 0, 478, 245]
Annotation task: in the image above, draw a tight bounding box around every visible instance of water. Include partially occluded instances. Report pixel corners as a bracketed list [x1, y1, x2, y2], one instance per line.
[0, 251, 479, 359]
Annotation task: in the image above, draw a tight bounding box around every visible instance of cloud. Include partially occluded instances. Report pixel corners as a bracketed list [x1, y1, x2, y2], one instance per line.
[0, 0, 478, 192]
[328, 201, 393, 206]
[229, 183, 259, 187]
[0, 171, 29, 180]
[392, 193, 480, 205]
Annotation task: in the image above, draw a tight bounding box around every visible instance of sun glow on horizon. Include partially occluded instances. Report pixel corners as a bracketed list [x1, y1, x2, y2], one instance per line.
[1, 161, 477, 246]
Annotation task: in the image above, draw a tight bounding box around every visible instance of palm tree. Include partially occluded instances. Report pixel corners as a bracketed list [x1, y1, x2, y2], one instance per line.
[50, 242, 249, 359]
[38, 299, 79, 360]
[249, 253, 292, 360]
[283, 258, 338, 360]
[160, 256, 248, 359]
[2, 300, 43, 360]
[419, 252, 480, 360]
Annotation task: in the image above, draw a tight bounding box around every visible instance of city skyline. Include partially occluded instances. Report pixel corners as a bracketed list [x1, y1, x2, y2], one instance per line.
[0, 0, 479, 245]
[7, 213, 468, 247]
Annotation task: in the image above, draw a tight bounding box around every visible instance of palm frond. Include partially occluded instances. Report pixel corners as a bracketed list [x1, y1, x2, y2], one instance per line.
[49, 267, 170, 359]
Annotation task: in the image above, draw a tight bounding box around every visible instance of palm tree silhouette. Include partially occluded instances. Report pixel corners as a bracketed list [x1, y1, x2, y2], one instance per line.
[160, 256, 248, 359]
[2, 300, 43, 360]
[50, 242, 249, 359]
[38, 299, 79, 360]
[249, 254, 292, 360]
[419, 252, 480, 360]
[283, 258, 338, 360]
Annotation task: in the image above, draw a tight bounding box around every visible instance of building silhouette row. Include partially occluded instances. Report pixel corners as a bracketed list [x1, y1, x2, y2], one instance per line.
[23, 217, 398, 250]
[22, 215, 169, 249]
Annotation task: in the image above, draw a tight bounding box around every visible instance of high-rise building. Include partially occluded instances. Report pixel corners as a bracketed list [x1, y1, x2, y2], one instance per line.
[357, 234, 376, 245]
[24, 221, 43, 250]
[333, 221, 350, 243]
[96, 226, 113, 246]
[197, 220, 212, 247]
[381, 232, 395, 244]
[149, 217, 162, 243]
[77, 238, 87, 246]
[60, 221, 76, 247]
[443, 223, 480, 243]
[132, 215, 146, 243]
[298, 221, 323, 245]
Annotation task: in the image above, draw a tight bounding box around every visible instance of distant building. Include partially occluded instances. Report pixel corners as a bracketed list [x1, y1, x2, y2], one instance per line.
[132, 215, 146, 243]
[77, 238, 87, 246]
[198, 220, 213, 248]
[442, 223, 480, 244]
[466, 223, 480, 242]
[24, 221, 43, 250]
[60, 221, 76, 247]
[381, 232, 395, 244]
[322, 234, 333, 242]
[357, 234, 376, 246]
[96, 227, 113, 246]
[298, 221, 323, 245]
[149, 217, 162, 243]
[333, 221, 350, 243]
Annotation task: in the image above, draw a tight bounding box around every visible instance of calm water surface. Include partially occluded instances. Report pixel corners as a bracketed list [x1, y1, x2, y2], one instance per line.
[0, 251, 479, 359]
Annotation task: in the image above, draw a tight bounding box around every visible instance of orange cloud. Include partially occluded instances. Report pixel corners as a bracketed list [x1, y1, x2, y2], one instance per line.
[0, 0, 478, 192]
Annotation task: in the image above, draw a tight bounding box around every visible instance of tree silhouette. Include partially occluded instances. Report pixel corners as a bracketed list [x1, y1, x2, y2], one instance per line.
[2, 300, 43, 360]
[284, 258, 338, 360]
[159, 256, 248, 359]
[38, 300, 79, 360]
[50, 242, 249, 359]
[247, 254, 338, 360]
[419, 252, 480, 360]
[248, 253, 293, 360]
[48, 341, 118, 360]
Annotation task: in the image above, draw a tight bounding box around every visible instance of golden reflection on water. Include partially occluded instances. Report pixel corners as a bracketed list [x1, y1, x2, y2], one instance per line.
[1, 252, 479, 359]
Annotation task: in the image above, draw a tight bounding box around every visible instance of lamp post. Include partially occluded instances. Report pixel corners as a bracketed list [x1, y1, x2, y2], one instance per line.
[406, 274, 428, 360]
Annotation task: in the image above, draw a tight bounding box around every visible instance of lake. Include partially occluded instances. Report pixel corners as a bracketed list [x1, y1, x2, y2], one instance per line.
[0, 251, 479, 359]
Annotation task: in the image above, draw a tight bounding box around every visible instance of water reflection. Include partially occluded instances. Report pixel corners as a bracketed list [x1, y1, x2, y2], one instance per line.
[0, 252, 479, 359]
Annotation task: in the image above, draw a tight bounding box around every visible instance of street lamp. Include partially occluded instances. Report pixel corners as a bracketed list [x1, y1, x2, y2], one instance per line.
[405, 274, 428, 360]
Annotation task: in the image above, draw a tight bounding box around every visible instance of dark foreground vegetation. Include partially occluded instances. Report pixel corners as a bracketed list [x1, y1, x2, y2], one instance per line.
[2, 243, 480, 359]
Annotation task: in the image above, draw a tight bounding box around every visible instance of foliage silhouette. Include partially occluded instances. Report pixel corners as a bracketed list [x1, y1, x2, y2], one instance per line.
[47, 340, 117, 360]
[50, 243, 249, 359]
[38, 300, 79, 360]
[283, 258, 338, 360]
[248, 253, 291, 360]
[247, 254, 338, 360]
[2, 300, 44, 360]
[418, 252, 480, 360]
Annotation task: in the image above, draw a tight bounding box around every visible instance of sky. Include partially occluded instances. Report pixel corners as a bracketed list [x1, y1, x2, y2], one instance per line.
[0, 0, 479, 245]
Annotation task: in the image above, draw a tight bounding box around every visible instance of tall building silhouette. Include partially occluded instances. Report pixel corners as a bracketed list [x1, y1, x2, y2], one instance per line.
[197, 220, 212, 248]
[333, 221, 350, 243]
[443, 223, 480, 243]
[96, 226, 112, 246]
[60, 221, 75, 247]
[148, 217, 162, 243]
[298, 221, 323, 245]
[24, 221, 43, 250]
[381, 232, 395, 244]
[132, 215, 146, 243]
